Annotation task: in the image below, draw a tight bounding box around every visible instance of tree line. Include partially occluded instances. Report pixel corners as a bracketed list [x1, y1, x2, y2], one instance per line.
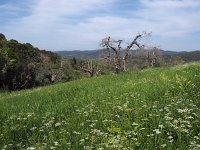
[0, 33, 85, 91]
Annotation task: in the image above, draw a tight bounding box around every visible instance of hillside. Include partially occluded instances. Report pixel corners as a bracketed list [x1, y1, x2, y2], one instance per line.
[56, 49, 179, 59]
[0, 33, 62, 91]
[0, 62, 200, 149]
[56, 50, 102, 59]
[56, 49, 200, 61]
[0, 33, 85, 91]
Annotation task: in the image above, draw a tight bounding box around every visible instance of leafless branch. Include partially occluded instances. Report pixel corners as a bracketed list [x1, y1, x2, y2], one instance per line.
[80, 60, 101, 77]
[101, 32, 151, 72]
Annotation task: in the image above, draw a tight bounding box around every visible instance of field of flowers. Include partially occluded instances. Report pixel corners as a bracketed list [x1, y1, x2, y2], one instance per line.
[0, 62, 200, 150]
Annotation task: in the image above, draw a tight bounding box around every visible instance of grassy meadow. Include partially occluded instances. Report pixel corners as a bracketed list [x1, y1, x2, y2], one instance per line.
[0, 62, 200, 150]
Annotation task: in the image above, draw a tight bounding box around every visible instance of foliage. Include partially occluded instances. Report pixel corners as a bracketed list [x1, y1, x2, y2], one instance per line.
[0, 62, 200, 149]
[0, 33, 84, 91]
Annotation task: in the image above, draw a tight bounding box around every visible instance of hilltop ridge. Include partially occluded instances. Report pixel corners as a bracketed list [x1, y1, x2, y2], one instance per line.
[56, 49, 200, 62]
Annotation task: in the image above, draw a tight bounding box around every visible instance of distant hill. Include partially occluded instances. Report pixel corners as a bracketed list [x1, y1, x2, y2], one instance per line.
[173, 50, 200, 62]
[55, 49, 185, 59]
[56, 50, 102, 59]
[56, 49, 200, 62]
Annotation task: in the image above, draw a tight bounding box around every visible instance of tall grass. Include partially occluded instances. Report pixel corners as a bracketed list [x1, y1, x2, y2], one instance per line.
[0, 62, 200, 149]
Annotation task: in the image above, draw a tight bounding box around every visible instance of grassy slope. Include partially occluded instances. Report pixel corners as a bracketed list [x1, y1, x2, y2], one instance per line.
[0, 62, 200, 149]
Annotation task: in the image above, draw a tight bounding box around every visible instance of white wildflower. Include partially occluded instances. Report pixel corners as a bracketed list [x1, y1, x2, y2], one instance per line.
[153, 129, 161, 134]
[30, 127, 37, 131]
[194, 136, 200, 140]
[55, 122, 61, 127]
[168, 136, 173, 139]
[139, 128, 145, 131]
[115, 114, 120, 118]
[132, 122, 138, 126]
[50, 146, 56, 149]
[141, 118, 148, 121]
[158, 124, 164, 129]
[187, 116, 194, 119]
[54, 141, 59, 146]
[27, 147, 36, 150]
[182, 129, 189, 133]
[80, 139, 85, 145]
[73, 131, 81, 135]
[164, 116, 173, 121]
[177, 108, 190, 113]
[161, 144, 167, 148]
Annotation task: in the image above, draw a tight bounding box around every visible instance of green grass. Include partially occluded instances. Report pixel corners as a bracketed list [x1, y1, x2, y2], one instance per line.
[1, 62, 200, 150]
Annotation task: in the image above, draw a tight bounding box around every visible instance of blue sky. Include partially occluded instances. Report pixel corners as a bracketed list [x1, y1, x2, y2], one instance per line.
[0, 0, 200, 51]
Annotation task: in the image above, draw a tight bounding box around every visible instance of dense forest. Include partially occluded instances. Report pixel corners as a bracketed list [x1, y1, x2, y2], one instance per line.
[0, 33, 84, 91]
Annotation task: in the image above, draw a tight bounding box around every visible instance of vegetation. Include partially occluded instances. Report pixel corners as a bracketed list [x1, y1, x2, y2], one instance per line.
[0, 33, 84, 91]
[1, 33, 200, 92]
[57, 49, 200, 70]
[0, 62, 200, 149]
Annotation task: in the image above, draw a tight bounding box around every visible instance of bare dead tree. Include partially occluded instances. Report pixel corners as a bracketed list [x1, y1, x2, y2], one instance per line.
[136, 46, 161, 68]
[101, 32, 149, 72]
[80, 60, 101, 77]
[146, 47, 161, 67]
[150, 47, 161, 67]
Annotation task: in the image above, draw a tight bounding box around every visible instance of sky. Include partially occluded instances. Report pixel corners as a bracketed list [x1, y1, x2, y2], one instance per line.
[0, 0, 200, 51]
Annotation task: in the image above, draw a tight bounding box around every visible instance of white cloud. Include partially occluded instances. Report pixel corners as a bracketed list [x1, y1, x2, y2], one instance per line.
[135, 0, 200, 36]
[1, 0, 115, 49]
[140, 0, 200, 8]
[1, 0, 200, 50]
